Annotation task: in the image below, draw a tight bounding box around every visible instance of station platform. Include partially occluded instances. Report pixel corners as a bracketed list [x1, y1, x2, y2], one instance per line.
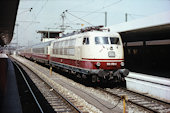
[126, 72, 170, 103]
[0, 54, 22, 113]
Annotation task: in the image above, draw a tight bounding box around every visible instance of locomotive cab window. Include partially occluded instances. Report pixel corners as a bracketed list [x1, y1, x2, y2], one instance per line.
[95, 37, 109, 44]
[110, 37, 120, 45]
[82, 37, 89, 45]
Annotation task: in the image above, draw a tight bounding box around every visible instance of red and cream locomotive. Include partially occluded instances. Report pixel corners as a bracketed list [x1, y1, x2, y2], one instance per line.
[19, 26, 129, 83]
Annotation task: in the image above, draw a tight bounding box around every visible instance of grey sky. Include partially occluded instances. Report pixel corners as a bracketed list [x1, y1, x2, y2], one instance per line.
[11, 0, 170, 46]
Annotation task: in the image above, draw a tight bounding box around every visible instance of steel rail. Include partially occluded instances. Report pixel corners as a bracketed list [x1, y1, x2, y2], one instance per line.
[13, 61, 44, 113]
[11, 57, 83, 113]
[98, 87, 170, 113]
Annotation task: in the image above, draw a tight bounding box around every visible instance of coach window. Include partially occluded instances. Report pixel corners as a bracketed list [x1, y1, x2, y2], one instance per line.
[82, 37, 89, 45]
[59, 42, 62, 48]
[65, 40, 69, 47]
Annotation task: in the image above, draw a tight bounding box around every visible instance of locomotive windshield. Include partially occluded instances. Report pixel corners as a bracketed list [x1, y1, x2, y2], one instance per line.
[95, 37, 120, 45]
[95, 37, 109, 44]
[83, 37, 89, 45]
[110, 37, 120, 44]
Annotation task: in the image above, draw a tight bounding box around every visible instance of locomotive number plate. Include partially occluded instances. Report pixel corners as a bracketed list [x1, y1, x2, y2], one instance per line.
[107, 62, 117, 66]
[108, 51, 115, 57]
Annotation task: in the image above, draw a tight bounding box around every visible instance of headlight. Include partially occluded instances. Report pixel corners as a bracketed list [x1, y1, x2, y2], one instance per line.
[121, 62, 124, 66]
[96, 62, 101, 67]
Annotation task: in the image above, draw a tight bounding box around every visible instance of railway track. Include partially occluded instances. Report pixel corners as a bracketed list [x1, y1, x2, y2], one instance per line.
[12, 55, 170, 113]
[13, 60, 46, 113]
[98, 87, 170, 113]
[11, 58, 83, 113]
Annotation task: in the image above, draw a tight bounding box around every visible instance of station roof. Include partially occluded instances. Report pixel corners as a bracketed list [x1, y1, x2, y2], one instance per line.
[37, 30, 62, 39]
[0, 0, 19, 46]
[109, 11, 170, 42]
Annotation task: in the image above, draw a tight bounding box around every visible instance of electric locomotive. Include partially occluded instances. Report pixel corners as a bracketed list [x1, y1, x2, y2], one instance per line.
[50, 26, 129, 83]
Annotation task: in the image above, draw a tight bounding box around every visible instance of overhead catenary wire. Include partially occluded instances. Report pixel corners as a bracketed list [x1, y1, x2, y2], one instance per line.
[34, 0, 48, 20]
[16, 0, 123, 46]
[18, 0, 48, 38]
[65, 10, 93, 26]
[125, 13, 146, 22]
[69, 11, 105, 14]
[64, 15, 81, 26]
[18, 8, 33, 15]
[77, 0, 121, 18]
[64, 0, 122, 25]
[77, 0, 122, 18]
